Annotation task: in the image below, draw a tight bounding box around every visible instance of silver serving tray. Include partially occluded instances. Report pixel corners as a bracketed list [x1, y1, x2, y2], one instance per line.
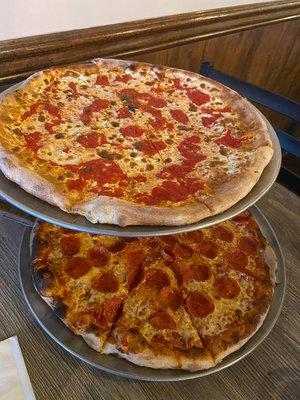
[18, 205, 286, 381]
[1, 82, 281, 237]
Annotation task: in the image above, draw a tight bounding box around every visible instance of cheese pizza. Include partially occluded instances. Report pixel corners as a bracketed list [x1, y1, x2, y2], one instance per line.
[0, 59, 273, 226]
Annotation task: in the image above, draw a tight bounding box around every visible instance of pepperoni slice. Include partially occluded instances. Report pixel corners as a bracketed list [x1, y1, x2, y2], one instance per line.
[158, 235, 177, 246]
[101, 296, 123, 327]
[187, 89, 210, 106]
[44, 103, 60, 118]
[148, 311, 176, 329]
[96, 75, 109, 85]
[202, 115, 219, 127]
[159, 286, 183, 311]
[213, 226, 234, 242]
[186, 292, 215, 318]
[87, 245, 110, 268]
[25, 131, 42, 153]
[68, 82, 79, 98]
[65, 257, 91, 279]
[214, 276, 240, 299]
[21, 103, 40, 120]
[197, 240, 218, 259]
[110, 241, 127, 253]
[161, 247, 175, 263]
[115, 74, 131, 83]
[216, 129, 243, 148]
[239, 236, 259, 255]
[189, 264, 211, 282]
[227, 250, 248, 269]
[169, 262, 188, 285]
[91, 272, 119, 292]
[143, 268, 170, 291]
[60, 236, 80, 256]
[147, 96, 167, 108]
[66, 178, 86, 191]
[77, 132, 107, 148]
[185, 230, 203, 243]
[173, 243, 194, 259]
[119, 125, 145, 138]
[117, 107, 131, 119]
[170, 109, 189, 125]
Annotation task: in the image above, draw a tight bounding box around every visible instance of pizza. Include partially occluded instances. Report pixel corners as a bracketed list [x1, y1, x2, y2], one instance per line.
[32, 210, 276, 370]
[0, 58, 273, 226]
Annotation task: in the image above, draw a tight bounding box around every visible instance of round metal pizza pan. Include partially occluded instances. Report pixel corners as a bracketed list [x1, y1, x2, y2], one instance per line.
[18, 205, 286, 381]
[1, 82, 281, 237]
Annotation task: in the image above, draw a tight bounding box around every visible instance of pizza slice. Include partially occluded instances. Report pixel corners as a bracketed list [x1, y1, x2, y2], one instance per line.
[104, 250, 214, 370]
[33, 223, 145, 350]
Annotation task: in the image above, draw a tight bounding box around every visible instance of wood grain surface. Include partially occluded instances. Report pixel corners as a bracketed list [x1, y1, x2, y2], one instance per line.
[0, 0, 299, 85]
[0, 183, 299, 400]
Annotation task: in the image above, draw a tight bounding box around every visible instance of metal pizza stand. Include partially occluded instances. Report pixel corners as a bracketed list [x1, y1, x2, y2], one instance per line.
[0, 80, 285, 381]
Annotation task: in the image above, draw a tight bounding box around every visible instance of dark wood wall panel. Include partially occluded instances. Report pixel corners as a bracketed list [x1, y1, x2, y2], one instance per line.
[132, 19, 300, 101]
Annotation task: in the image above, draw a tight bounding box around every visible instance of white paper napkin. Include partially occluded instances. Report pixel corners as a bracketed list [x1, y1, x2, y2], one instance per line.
[0, 336, 35, 400]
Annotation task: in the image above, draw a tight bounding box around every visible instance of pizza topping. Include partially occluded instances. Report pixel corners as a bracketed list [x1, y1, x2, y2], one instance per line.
[24, 131, 42, 153]
[170, 109, 189, 125]
[202, 115, 219, 127]
[185, 230, 204, 243]
[80, 99, 110, 124]
[172, 242, 194, 259]
[161, 247, 175, 263]
[213, 226, 234, 242]
[197, 240, 218, 259]
[187, 89, 210, 106]
[65, 257, 91, 278]
[91, 272, 119, 292]
[216, 129, 244, 148]
[239, 236, 259, 255]
[21, 103, 40, 120]
[143, 268, 170, 291]
[44, 104, 60, 118]
[87, 245, 110, 268]
[95, 75, 110, 86]
[148, 311, 176, 330]
[115, 74, 131, 83]
[147, 96, 167, 108]
[69, 158, 126, 191]
[227, 250, 248, 269]
[117, 107, 131, 119]
[170, 262, 188, 285]
[159, 286, 183, 311]
[189, 263, 211, 282]
[66, 178, 86, 191]
[60, 236, 80, 256]
[119, 125, 145, 138]
[77, 132, 107, 148]
[186, 292, 215, 318]
[100, 296, 123, 328]
[214, 276, 240, 299]
[109, 241, 127, 253]
[68, 82, 79, 98]
[134, 139, 166, 156]
[178, 135, 206, 163]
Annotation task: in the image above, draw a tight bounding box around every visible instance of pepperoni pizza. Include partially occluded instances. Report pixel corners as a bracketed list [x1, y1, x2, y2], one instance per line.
[33, 211, 276, 370]
[0, 59, 273, 226]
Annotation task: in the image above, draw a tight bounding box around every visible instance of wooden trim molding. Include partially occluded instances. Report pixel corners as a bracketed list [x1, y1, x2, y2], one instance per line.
[0, 0, 299, 85]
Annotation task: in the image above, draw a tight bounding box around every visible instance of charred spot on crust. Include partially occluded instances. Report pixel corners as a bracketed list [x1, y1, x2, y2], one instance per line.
[52, 298, 68, 319]
[33, 267, 54, 295]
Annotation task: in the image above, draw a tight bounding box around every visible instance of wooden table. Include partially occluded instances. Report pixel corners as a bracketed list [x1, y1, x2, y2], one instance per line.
[0, 183, 299, 400]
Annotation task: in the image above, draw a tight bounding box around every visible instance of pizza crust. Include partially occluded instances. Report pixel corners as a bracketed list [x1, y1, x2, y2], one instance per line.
[103, 341, 181, 369]
[0, 148, 70, 211]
